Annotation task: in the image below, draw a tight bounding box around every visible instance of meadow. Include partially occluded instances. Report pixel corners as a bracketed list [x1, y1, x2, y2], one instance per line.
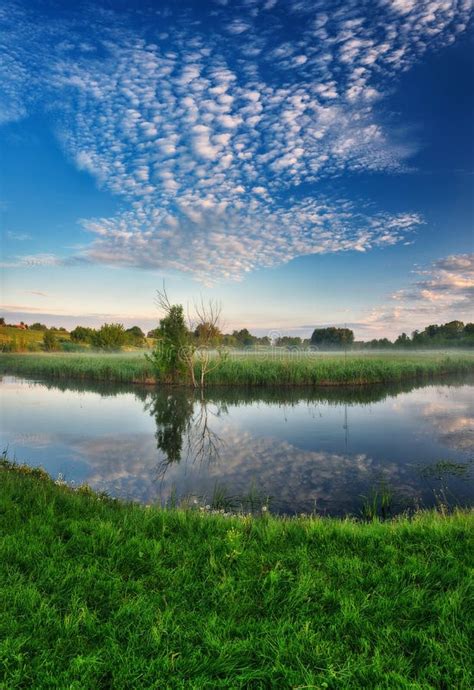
[0, 325, 71, 351]
[1, 350, 474, 386]
[1, 459, 472, 689]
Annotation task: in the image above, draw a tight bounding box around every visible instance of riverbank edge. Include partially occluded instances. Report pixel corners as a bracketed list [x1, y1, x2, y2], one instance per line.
[2, 457, 473, 522]
[1, 352, 473, 387]
[1, 458, 473, 688]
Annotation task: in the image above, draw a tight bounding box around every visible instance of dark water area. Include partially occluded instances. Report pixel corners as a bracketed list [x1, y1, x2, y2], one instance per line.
[1, 375, 473, 516]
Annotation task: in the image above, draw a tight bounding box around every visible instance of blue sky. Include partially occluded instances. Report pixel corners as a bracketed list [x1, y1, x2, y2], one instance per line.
[1, 0, 473, 338]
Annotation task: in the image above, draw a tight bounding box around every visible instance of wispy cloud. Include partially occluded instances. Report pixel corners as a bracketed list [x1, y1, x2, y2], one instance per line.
[357, 253, 474, 337]
[1, 0, 472, 280]
[0, 254, 62, 268]
[0, 254, 88, 269]
[5, 231, 32, 241]
[0, 304, 159, 330]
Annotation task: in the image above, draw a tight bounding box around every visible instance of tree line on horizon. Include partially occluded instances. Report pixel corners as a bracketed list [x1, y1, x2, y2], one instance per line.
[1, 316, 473, 352]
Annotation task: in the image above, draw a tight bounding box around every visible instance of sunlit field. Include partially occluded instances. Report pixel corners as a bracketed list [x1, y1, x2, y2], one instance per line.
[0, 326, 71, 350]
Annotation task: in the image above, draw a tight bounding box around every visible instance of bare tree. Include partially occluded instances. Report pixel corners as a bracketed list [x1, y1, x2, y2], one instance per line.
[155, 282, 172, 314]
[150, 285, 226, 387]
[192, 298, 226, 387]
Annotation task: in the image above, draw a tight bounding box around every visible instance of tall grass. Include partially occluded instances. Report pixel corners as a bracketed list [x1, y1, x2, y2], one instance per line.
[202, 351, 474, 385]
[1, 460, 472, 689]
[0, 352, 156, 383]
[1, 351, 473, 386]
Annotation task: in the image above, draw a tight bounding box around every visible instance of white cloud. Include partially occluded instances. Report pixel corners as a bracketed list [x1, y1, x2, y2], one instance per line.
[356, 253, 474, 337]
[81, 201, 423, 283]
[0, 0, 472, 281]
[0, 254, 87, 269]
[5, 231, 32, 241]
[0, 254, 62, 268]
[225, 20, 252, 34]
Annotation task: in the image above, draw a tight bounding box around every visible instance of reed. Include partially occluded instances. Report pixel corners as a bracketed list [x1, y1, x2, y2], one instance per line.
[0, 352, 155, 383]
[1, 350, 473, 386]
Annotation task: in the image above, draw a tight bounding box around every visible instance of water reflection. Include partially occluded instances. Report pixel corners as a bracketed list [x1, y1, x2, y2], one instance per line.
[145, 390, 224, 477]
[145, 389, 195, 465]
[1, 375, 473, 515]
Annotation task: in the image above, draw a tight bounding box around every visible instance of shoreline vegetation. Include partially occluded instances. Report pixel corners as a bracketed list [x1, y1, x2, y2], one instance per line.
[2, 318, 474, 354]
[1, 459, 472, 688]
[1, 350, 474, 387]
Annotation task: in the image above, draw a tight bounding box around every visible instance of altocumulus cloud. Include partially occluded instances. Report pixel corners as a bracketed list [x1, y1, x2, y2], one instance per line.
[1, 0, 472, 281]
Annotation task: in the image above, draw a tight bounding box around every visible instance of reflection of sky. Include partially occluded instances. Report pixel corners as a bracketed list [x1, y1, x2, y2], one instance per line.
[1, 377, 472, 515]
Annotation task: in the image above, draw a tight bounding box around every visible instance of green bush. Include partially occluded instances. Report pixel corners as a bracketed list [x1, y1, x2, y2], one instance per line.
[92, 323, 127, 351]
[146, 305, 190, 382]
[42, 330, 59, 352]
[70, 326, 95, 343]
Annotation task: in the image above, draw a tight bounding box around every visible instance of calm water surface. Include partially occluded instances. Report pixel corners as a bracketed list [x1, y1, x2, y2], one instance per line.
[1, 375, 473, 516]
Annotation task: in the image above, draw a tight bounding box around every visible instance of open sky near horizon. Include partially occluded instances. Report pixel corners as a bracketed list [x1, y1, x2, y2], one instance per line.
[0, 0, 473, 339]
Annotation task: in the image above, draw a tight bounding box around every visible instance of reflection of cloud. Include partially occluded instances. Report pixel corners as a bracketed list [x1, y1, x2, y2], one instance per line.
[396, 387, 474, 452]
[64, 425, 416, 515]
[3, 377, 473, 513]
[73, 435, 162, 503]
[420, 396, 474, 452]
[65, 382, 474, 512]
[7, 432, 57, 448]
[172, 425, 425, 514]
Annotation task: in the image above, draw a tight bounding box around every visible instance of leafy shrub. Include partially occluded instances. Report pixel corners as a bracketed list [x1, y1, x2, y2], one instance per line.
[92, 323, 127, 351]
[146, 306, 190, 382]
[70, 326, 95, 343]
[125, 326, 146, 347]
[43, 330, 59, 352]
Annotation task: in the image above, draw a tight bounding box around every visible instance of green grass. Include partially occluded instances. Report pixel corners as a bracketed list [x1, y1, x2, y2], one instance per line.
[0, 351, 155, 383]
[0, 326, 71, 352]
[1, 461, 473, 689]
[1, 350, 474, 386]
[203, 351, 474, 386]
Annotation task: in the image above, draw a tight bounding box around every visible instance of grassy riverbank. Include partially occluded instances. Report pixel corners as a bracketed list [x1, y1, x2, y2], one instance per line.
[1, 461, 473, 689]
[0, 352, 154, 383]
[1, 351, 474, 386]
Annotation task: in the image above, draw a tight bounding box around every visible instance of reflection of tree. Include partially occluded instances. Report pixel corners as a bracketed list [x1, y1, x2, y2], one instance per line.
[187, 396, 223, 467]
[144, 390, 224, 477]
[145, 389, 194, 465]
[39, 373, 473, 406]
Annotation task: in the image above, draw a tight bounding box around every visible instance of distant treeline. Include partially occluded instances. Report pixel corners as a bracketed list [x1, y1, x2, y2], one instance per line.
[271, 322, 474, 350]
[0, 319, 147, 353]
[2, 318, 473, 352]
[356, 320, 474, 350]
[205, 322, 474, 350]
